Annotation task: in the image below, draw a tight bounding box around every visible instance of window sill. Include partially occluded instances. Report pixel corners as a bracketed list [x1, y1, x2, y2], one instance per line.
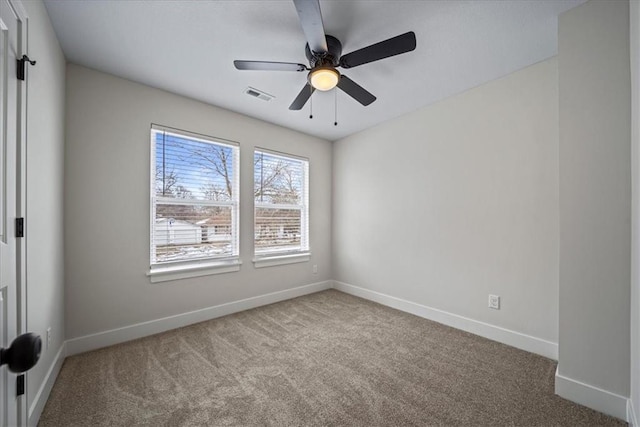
[148, 259, 242, 283]
[253, 252, 311, 268]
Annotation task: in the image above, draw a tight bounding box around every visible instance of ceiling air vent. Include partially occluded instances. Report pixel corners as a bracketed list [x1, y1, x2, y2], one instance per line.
[244, 87, 274, 102]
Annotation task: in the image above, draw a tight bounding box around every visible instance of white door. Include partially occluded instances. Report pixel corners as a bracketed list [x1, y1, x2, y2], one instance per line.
[0, 0, 24, 425]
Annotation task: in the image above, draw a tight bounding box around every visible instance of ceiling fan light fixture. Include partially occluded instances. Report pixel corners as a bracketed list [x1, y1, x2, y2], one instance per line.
[309, 67, 339, 91]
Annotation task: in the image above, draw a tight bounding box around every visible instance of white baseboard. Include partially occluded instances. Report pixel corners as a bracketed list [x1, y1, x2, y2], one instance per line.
[66, 280, 332, 356]
[629, 398, 638, 427]
[28, 342, 66, 427]
[555, 367, 628, 421]
[332, 281, 558, 360]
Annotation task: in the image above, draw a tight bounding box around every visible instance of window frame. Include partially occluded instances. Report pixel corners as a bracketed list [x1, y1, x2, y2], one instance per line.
[253, 148, 310, 268]
[148, 124, 241, 282]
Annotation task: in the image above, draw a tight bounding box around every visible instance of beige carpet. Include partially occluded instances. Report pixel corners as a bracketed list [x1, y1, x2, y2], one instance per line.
[39, 290, 624, 426]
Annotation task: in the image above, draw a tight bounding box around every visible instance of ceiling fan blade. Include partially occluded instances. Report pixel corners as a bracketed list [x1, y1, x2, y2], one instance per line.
[339, 31, 417, 69]
[234, 60, 307, 72]
[289, 83, 315, 110]
[337, 75, 376, 106]
[293, 0, 328, 53]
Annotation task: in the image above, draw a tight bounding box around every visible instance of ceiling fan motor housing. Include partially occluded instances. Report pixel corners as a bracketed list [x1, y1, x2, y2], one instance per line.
[306, 35, 342, 68]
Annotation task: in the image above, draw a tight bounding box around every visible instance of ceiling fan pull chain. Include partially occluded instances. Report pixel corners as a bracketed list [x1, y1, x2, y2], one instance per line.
[309, 85, 313, 119]
[334, 89, 338, 126]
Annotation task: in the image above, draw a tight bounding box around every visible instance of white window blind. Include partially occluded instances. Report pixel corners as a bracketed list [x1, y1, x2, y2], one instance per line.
[254, 149, 309, 256]
[150, 125, 239, 266]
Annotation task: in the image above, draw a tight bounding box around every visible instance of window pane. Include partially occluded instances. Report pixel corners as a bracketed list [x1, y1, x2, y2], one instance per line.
[155, 132, 235, 202]
[154, 204, 233, 263]
[255, 207, 302, 253]
[254, 151, 304, 205]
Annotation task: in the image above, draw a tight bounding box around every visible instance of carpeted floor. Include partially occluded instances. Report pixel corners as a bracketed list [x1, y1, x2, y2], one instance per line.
[39, 290, 625, 426]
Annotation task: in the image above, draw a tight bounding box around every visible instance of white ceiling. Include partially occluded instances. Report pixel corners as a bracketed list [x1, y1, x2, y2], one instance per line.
[43, 0, 584, 141]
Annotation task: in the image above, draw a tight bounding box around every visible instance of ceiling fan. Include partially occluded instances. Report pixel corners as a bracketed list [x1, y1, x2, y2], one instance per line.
[234, 0, 417, 111]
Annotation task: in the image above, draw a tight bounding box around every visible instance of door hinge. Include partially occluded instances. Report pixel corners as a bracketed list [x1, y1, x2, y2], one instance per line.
[17, 55, 36, 81]
[16, 374, 24, 396]
[15, 217, 24, 238]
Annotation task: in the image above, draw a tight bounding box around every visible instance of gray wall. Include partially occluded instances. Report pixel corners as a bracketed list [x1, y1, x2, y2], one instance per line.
[333, 58, 559, 344]
[64, 64, 332, 340]
[558, 0, 630, 397]
[631, 0, 639, 421]
[22, 0, 66, 419]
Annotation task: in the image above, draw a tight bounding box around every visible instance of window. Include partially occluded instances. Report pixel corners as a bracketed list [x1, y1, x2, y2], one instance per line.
[254, 149, 309, 265]
[149, 125, 239, 281]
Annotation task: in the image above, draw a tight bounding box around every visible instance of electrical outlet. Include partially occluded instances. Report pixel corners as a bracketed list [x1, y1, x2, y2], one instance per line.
[312, 264, 318, 274]
[46, 327, 51, 350]
[488, 295, 500, 310]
